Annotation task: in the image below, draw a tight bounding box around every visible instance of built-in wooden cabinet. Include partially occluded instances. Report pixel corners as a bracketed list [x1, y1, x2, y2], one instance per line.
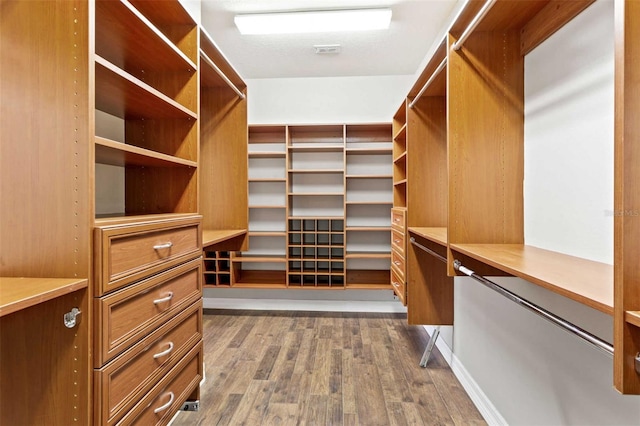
[397, 0, 639, 394]
[203, 123, 393, 290]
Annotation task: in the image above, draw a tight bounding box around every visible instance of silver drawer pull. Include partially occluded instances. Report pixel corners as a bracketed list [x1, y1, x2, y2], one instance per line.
[394, 239, 401, 244]
[153, 392, 175, 414]
[153, 342, 174, 359]
[394, 261, 401, 266]
[153, 292, 174, 305]
[153, 242, 173, 250]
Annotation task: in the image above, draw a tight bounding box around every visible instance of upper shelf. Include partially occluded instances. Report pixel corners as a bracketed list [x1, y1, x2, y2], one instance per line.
[450, 243, 613, 315]
[409, 227, 448, 247]
[0, 277, 88, 317]
[95, 0, 196, 72]
[95, 55, 197, 120]
[203, 229, 248, 248]
[95, 136, 197, 168]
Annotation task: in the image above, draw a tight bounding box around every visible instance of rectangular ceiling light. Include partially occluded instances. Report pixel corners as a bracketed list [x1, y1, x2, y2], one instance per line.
[234, 8, 392, 35]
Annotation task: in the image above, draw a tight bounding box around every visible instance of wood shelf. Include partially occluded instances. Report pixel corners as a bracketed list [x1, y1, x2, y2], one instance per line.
[248, 231, 287, 237]
[288, 169, 344, 174]
[394, 179, 407, 186]
[95, 55, 197, 120]
[95, 0, 196, 73]
[232, 255, 287, 263]
[0, 277, 88, 318]
[249, 205, 286, 209]
[345, 252, 391, 259]
[95, 136, 197, 168]
[393, 123, 407, 141]
[288, 146, 344, 152]
[289, 192, 344, 196]
[626, 311, 640, 328]
[450, 244, 613, 315]
[393, 152, 407, 164]
[346, 174, 392, 179]
[346, 226, 392, 232]
[409, 227, 447, 247]
[345, 148, 392, 154]
[233, 270, 287, 288]
[248, 152, 286, 158]
[346, 201, 392, 206]
[202, 229, 247, 248]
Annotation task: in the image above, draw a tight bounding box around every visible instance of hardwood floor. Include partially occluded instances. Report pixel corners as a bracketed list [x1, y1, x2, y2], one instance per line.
[171, 310, 485, 426]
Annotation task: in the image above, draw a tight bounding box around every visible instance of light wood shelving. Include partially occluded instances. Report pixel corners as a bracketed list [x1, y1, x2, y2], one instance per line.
[0, 277, 89, 318]
[393, 0, 639, 394]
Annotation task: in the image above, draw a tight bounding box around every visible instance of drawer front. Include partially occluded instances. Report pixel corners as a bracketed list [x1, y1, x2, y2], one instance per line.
[117, 342, 203, 426]
[391, 249, 405, 278]
[391, 267, 406, 306]
[95, 216, 202, 295]
[95, 258, 202, 366]
[391, 208, 406, 231]
[391, 228, 405, 256]
[95, 301, 203, 426]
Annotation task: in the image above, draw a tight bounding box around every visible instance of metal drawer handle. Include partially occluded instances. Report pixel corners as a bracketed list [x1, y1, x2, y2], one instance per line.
[153, 292, 174, 305]
[153, 341, 174, 359]
[394, 239, 401, 244]
[392, 281, 399, 288]
[153, 242, 173, 250]
[153, 392, 175, 414]
[394, 261, 401, 266]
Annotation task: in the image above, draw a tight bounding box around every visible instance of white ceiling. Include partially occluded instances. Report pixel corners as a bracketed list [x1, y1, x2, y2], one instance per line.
[200, 0, 458, 79]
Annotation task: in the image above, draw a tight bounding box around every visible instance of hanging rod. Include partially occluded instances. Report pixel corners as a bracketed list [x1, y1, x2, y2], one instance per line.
[410, 237, 447, 264]
[200, 49, 246, 100]
[409, 58, 447, 109]
[451, 0, 498, 51]
[453, 259, 615, 357]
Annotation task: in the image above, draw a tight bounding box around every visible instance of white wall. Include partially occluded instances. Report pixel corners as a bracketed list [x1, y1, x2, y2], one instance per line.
[246, 75, 413, 124]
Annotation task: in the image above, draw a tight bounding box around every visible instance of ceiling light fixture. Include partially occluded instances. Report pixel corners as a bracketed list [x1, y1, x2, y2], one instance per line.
[234, 8, 392, 35]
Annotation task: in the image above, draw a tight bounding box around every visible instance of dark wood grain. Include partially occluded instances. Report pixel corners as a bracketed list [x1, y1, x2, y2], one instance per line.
[172, 310, 486, 425]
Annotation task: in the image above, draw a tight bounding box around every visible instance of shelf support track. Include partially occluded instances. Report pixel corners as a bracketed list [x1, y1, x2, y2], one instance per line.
[453, 260, 615, 357]
[410, 237, 448, 367]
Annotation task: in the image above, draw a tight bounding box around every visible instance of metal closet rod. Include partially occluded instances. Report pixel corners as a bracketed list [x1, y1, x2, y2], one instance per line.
[410, 237, 447, 264]
[451, 0, 498, 51]
[200, 49, 246, 100]
[408, 57, 447, 109]
[453, 259, 615, 357]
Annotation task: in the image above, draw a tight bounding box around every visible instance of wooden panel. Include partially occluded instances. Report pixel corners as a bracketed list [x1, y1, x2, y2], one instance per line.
[391, 250, 406, 279]
[118, 342, 203, 426]
[409, 227, 448, 247]
[94, 301, 202, 425]
[407, 95, 447, 228]
[0, 0, 91, 279]
[200, 86, 248, 233]
[451, 243, 613, 315]
[0, 289, 90, 425]
[447, 30, 524, 258]
[95, 216, 201, 295]
[124, 166, 198, 216]
[407, 234, 454, 325]
[345, 123, 392, 143]
[521, 0, 595, 55]
[94, 258, 202, 366]
[125, 117, 198, 162]
[391, 208, 406, 231]
[614, 0, 640, 394]
[0, 277, 88, 317]
[450, 0, 548, 36]
[391, 267, 406, 306]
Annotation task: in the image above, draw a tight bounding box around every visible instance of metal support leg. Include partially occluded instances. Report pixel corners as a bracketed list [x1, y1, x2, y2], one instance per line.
[419, 326, 441, 367]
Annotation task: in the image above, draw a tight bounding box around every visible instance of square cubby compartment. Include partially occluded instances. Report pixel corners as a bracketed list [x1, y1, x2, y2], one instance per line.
[303, 247, 315, 259]
[317, 247, 330, 259]
[317, 220, 330, 232]
[289, 219, 302, 231]
[289, 274, 302, 286]
[289, 246, 302, 258]
[330, 220, 344, 232]
[317, 275, 330, 286]
[330, 233, 344, 246]
[317, 233, 330, 245]
[303, 261, 316, 272]
[303, 275, 316, 286]
[204, 274, 217, 285]
[218, 259, 230, 272]
[331, 248, 344, 259]
[289, 232, 302, 245]
[330, 275, 345, 286]
[204, 260, 216, 271]
[289, 261, 301, 272]
[317, 261, 330, 273]
[303, 219, 316, 232]
[303, 233, 315, 245]
[331, 261, 344, 273]
[218, 274, 231, 285]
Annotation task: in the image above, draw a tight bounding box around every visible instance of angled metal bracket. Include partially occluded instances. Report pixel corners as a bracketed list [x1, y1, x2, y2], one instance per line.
[419, 326, 441, 367]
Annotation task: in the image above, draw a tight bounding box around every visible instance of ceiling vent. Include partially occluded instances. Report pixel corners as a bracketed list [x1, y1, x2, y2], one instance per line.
[314, 44, 341, 54]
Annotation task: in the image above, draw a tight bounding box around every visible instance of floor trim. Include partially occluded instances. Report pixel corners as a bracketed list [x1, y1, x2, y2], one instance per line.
[202, 297, 407, 313]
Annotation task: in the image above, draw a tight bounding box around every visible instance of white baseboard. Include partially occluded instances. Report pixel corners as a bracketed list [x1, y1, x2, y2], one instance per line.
[423, 326, 507, 426]
[202, 297, 407, 313]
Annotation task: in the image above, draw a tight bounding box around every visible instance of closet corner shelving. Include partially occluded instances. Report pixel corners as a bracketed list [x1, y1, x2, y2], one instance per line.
[394, 0, 638, 394]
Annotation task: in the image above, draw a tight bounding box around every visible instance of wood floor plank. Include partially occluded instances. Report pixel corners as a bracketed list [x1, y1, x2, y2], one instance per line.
[171, 310, 486, 426]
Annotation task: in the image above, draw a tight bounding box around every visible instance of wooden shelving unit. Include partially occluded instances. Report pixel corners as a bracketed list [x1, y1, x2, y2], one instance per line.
[391, 0, 639, 394]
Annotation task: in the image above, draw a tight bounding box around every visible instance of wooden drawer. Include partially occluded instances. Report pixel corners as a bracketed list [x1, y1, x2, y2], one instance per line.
[391, 267, 406, 306]
[116, 342, 203, 426]
[95, 215, 202, 295]
[95, 300, 202, 426]
[391, 208, 406, 231]
[391, 249, 405, 279]
[391, 228, 405, 256]
[94, 258, 202, 366]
